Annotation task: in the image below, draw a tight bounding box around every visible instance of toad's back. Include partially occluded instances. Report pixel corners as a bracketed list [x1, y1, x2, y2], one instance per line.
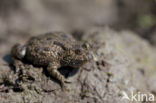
[25, 32, 75, 66]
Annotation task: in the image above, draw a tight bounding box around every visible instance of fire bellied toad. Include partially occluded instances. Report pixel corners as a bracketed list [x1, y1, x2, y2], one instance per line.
[11, 32, 92, 89]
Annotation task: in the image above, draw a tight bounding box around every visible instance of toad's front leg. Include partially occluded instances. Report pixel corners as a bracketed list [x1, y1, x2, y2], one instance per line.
[47, 62, 66, 90]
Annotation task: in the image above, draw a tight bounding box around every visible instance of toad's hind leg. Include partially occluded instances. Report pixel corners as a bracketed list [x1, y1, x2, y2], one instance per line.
[47, 62, 66, 90]
[11, 56, 23, 73]
[11, 43, 26, 60]
[11, 43, 26, 72]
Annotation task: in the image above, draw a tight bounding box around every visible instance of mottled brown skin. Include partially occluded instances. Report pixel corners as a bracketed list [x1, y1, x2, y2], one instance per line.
[11, 32, 92, 90]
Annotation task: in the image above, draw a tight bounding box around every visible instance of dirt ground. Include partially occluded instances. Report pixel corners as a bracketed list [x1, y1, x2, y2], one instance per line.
[0, 0, 156, 103]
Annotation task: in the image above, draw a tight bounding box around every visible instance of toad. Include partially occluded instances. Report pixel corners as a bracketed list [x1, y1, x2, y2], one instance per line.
[11, 32, 92, 89]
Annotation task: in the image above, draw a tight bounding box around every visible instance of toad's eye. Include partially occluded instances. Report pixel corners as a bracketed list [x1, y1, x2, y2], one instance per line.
[82, 42, 90, 50]
[75, 49, 82, 55]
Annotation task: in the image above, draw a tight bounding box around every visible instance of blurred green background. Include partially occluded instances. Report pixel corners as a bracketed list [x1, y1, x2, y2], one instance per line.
[0, 0, 156, 44]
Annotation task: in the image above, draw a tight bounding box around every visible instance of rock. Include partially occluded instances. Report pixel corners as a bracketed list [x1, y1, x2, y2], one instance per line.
[0, 27, 156, 103]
